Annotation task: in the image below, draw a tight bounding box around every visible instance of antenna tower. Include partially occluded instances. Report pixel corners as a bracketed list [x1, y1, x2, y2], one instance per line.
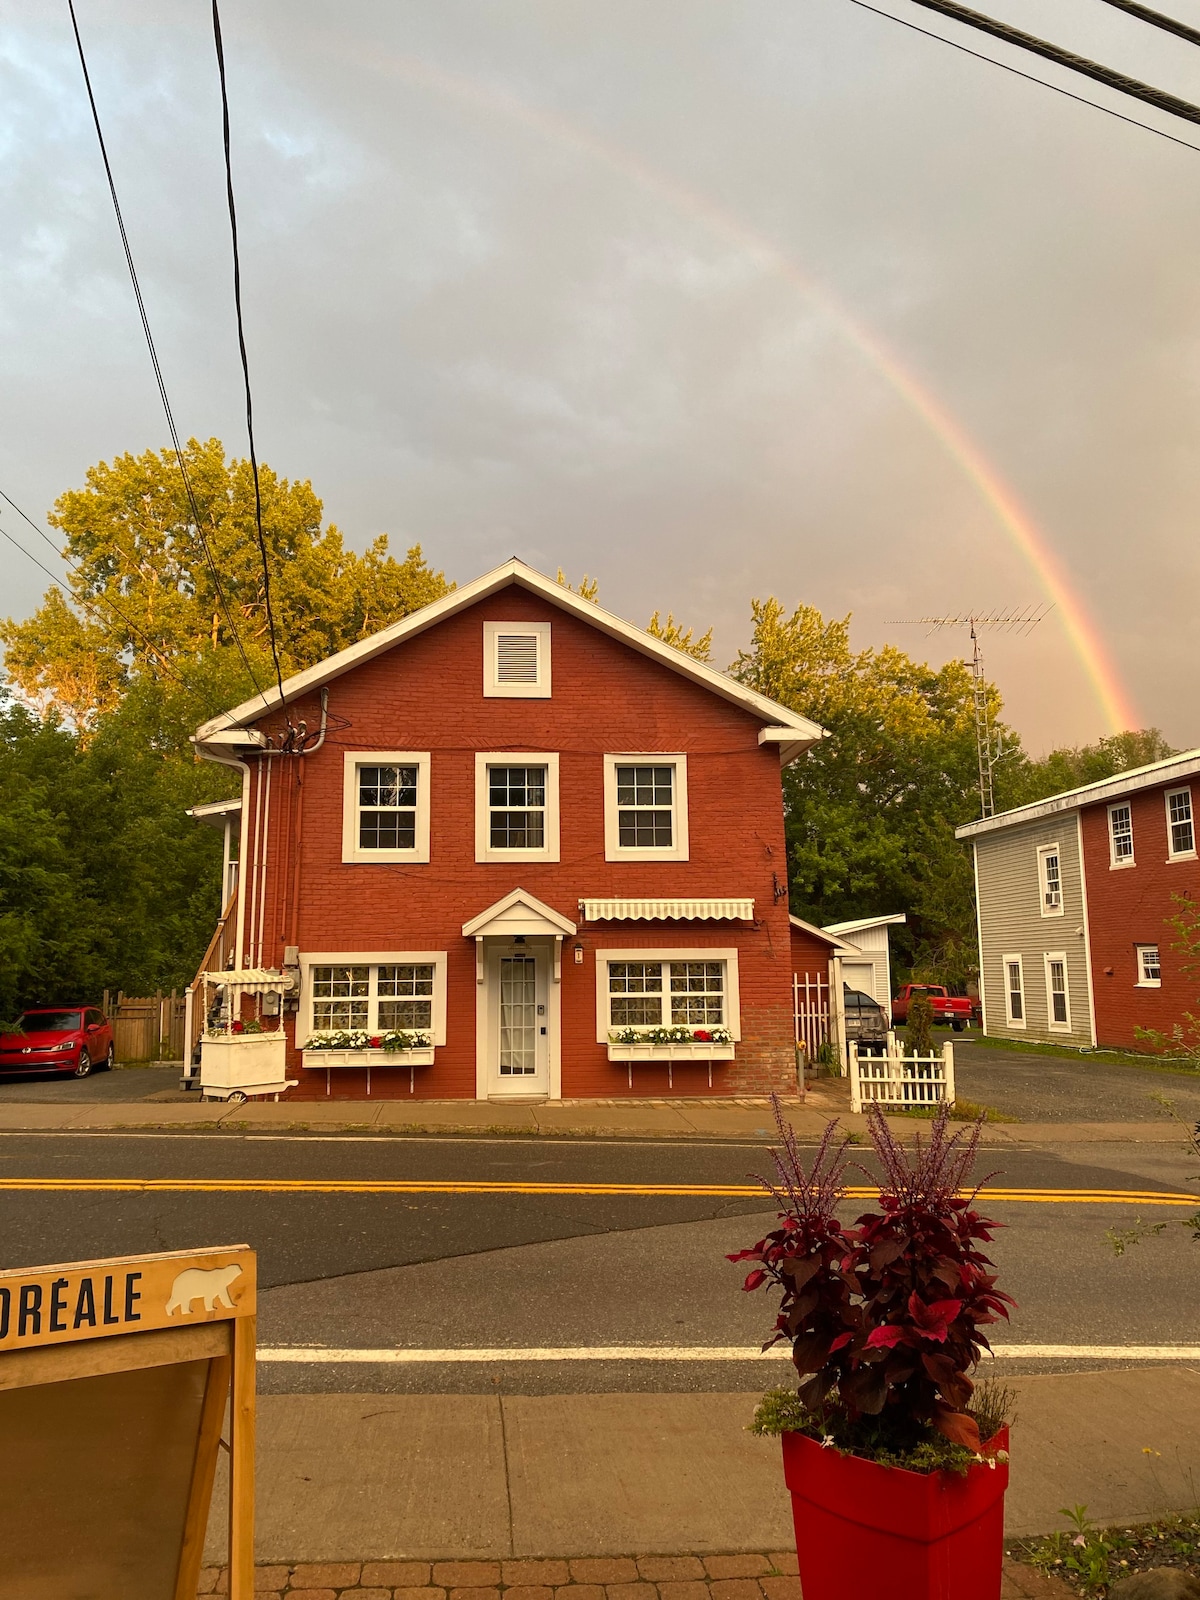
[887, 606, 1053, 819]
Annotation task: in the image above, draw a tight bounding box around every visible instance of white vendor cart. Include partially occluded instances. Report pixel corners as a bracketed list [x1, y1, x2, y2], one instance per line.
[198, 968, 298, 1103]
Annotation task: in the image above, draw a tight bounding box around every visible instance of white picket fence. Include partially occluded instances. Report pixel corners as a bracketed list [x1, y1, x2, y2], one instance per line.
[793, 971, 831, 1059]
[848, 1034, 955, 1114]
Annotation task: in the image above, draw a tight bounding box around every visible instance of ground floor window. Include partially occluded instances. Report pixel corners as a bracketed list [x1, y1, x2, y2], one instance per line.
[301, 953, 448, 1044]
[1044, 953, 1071, 1030]
[1002, 954, 1025, 1027]
[1136, 944, 1162, 987]
[595, 949, 740, 1041]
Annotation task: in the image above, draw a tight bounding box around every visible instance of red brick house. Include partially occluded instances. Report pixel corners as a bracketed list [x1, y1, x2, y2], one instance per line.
[958, 749, 1200, 1051]
[190, 560, 825, 1101]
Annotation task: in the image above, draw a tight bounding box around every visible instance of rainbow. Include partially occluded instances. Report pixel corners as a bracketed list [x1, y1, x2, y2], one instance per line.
[324, 37, 1139, 734]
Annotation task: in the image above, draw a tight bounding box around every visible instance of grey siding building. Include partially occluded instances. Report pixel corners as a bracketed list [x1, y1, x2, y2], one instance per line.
[961, 812, 1095, 1048]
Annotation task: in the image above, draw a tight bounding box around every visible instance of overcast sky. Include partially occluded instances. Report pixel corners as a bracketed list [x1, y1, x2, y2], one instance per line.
[2, 0, 1199, 752]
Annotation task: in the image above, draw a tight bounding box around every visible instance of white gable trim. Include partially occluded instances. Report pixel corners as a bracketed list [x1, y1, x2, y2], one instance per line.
[462, 887, 578, 940]
[193, 559, 826, 749]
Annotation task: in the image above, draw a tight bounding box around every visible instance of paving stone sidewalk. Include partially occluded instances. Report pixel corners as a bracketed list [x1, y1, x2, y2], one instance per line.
[195, 1551, 1072, 1599]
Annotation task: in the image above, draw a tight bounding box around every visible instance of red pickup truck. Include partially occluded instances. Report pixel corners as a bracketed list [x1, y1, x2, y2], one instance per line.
[892, 984, 980, 1031]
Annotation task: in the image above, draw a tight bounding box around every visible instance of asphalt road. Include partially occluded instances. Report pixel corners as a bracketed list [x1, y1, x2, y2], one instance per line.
[1, 1131, 1196, 1393]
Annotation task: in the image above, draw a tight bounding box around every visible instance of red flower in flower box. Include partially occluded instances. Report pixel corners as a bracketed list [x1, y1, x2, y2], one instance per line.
[694, 1030, 712, 1042]
[231, 1020, 244, 1034]
[370, 1036, 382, 1048]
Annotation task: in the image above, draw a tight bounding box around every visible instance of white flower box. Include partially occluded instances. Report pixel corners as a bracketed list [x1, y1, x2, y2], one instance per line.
[606, 1041, 736, 1063]
[302, 1047, 436, 1070]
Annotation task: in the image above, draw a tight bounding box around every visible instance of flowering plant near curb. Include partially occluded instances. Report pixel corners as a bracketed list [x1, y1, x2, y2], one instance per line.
[609, 1025, 733, 1044]
[303, 1029, 433, 1052]
[732, 1095, 1015, 1464]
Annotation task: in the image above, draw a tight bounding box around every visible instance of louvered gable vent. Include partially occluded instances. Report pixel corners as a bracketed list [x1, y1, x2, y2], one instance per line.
[496, 632, 539, 683]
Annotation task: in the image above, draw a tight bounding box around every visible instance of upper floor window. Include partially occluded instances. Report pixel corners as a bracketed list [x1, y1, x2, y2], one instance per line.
[603, 754, 690, 861]
[475, 753, 560, 862]
[1136, 944, 1162, 987]
[1166, 788, 1195, 859]
[1108, 803, 1134, 867]
[1037, 845, 1063, 916]
[342, 752, 430, 864]
[483, 621, 551, 699]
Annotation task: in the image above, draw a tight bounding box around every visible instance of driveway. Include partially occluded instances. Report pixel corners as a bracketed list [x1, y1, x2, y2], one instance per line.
[953, 1038, 1200, 1123]
[0, 1063, 187, 1102]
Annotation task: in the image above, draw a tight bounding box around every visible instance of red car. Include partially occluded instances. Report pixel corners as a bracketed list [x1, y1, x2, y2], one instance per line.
[0, 1006, 115, 1078]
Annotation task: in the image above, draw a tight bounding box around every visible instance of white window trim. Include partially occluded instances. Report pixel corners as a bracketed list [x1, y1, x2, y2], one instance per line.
[1165, 786, 1197, 861]
[1043, 951, 1072, 1033]
[341, 752, 431, 865]
[1135, 944, 1162, 988]
[593, 947, 741, 1043]
[475, 752, 560, 863]
[1037, 843, 1064, 918]
[298, 951, 448, 1044]
[483, 620, 551, 699]
[1002, 953, 1026, 1030]
[1107, 802, 1135, 869]
[602, 754, 690, 863]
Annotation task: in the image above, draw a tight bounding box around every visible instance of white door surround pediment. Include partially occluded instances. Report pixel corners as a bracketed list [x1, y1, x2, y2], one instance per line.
[462, 888, 577, 941]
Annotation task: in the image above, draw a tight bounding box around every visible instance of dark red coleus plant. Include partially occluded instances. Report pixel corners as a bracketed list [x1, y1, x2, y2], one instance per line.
[730, 1097, 1015, 1451]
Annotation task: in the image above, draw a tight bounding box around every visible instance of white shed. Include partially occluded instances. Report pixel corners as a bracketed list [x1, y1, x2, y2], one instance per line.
[822, 914, 907, 1022]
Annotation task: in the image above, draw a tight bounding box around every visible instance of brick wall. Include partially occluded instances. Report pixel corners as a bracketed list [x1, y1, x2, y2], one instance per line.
[1081, 785, 1200, 1050]
[238, 587, 797, 1099]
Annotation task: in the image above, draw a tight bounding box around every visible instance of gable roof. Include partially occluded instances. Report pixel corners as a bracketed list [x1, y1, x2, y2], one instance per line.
[193, 558, 825, 758]
[822, 913, 907, 938]
[788, 914, 860, 955]
[956, 748, 1200, 840]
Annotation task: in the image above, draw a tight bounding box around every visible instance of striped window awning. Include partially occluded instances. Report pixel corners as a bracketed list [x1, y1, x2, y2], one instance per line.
[580, 898, 754, 923]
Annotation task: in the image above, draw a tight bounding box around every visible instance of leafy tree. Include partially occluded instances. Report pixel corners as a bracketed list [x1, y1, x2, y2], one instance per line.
[1005, 729, 1176, 808]
[647, 610, 714, 662]
[0, 439, 451, 728]
[731, 598, 1017, 986]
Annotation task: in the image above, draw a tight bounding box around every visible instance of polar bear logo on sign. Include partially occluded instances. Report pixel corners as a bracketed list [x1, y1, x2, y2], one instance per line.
[165, 1263, 244, 1316]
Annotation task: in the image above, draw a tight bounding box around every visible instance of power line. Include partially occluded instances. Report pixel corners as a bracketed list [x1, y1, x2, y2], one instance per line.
[0, 510, 192, 693]
[65, 0, 264, 698]
[906, 0, 1200, 124]
[1093, 0, 1200, 49]
[210, 0, 286, 703]
[842, 0, 1200, 156]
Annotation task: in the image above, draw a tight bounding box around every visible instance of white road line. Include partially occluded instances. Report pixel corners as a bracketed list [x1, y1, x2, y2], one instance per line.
[256, 1344, 1200, 1364]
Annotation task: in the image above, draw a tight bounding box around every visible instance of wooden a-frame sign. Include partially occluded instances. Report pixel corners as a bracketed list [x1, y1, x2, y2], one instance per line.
[0, 1244, 256, 1600]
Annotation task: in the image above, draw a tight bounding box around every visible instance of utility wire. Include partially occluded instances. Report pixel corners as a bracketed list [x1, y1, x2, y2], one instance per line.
[0, 511, 192, 692]
[842, 0, 1200, 155]
[65, 0, 264, 698]
[210, 0, 286, 704]
[1093, 0, 1200, 49]
[906, 0, 1200, 124]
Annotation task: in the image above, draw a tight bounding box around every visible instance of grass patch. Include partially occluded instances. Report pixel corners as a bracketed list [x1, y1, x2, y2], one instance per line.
[1010, 1507, 1200, 1595]
[883, 1097, 1018, 1124]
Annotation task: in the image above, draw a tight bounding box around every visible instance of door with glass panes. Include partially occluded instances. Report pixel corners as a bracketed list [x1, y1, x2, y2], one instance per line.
[485, 942, 550, 1096]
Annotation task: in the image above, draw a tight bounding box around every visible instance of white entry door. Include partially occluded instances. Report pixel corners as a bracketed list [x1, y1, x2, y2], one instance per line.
[486, 944, 550, 1097]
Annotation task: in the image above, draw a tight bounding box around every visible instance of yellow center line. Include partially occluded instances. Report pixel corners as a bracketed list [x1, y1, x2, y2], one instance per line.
[0, 1178, 1194, 1204]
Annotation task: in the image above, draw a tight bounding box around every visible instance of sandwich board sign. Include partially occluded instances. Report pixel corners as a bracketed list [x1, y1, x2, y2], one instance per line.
[0, 1244, 255, 1600]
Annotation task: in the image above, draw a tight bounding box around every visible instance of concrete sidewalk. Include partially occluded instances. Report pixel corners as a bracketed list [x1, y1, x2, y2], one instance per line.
[0, 1094, 1189, 1143]
[203, 1367, 1200, 1565]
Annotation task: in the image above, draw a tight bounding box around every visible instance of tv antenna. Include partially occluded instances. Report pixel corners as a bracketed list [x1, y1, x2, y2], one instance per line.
[887, 605, 1054, 819]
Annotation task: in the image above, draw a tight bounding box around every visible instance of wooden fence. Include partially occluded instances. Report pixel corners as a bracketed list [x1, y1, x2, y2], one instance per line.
[101, 991, 188, 1063]
[848, 1035, 955, 1114]
[793, 971, 831, 1060]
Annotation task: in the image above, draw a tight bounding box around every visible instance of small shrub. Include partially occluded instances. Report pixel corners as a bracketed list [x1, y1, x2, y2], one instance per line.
[905, 992, 935, 1056]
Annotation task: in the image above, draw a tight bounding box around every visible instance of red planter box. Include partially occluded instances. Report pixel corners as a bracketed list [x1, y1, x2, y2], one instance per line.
[781, 1426, 1009, 1600]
